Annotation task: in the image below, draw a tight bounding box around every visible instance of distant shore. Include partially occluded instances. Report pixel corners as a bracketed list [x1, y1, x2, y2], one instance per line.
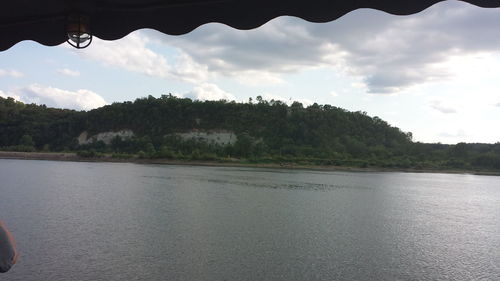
[1, 151, 499, 176]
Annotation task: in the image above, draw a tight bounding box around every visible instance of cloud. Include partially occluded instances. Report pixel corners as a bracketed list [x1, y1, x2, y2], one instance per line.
[294, 98, 314, 107]
[260, 93, 291, 103]
[0, 90, 21, 101]
[0, 90, 9, 98]
[1, 84, 107, 110]
[0, 69, 23, 78]
[183, 83, 235, 101]
[144, 1, 500, 93]
[70, 33, 209, 84]
[258, 93, 313, 106]
[233, 70, 284, 86]
[168, 52, 210, 83]
[73, 33, 169, 78]
[428, 100, 457, 114]
[438, 129, 467, 138]
[145, 19, 341, 84]
[57, 68, 80, 77]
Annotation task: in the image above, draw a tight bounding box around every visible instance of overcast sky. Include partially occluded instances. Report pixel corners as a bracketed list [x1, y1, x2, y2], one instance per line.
[1, 1, 500, 144]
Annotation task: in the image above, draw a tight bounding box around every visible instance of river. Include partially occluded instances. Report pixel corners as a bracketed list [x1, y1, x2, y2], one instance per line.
[1, 159, 499, 280]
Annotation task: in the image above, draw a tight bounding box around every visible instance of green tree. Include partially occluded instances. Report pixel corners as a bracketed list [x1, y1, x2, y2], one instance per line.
[20, 134, 34, 147]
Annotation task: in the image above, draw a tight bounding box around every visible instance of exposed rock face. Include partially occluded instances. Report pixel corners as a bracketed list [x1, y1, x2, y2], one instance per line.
[175, 130, 237, 146]
[78, 130, 134, 145]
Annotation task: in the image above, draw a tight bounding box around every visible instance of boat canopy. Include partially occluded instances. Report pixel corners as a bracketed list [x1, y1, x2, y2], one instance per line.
[1, 0, 499, 50]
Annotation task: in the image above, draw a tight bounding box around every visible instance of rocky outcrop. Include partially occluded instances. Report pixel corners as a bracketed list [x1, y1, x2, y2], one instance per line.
[174, 130, 237, 146]
[78, 130, 134, 145]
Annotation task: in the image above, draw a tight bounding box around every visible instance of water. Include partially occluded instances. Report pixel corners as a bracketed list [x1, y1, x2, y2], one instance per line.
[1, 159, 500, 281]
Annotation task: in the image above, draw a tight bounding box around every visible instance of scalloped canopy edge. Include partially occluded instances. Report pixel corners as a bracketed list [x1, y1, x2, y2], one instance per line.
[1, 0, 499, 51]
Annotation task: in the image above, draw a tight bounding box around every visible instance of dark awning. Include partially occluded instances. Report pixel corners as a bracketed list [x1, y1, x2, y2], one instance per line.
[1, 0, 499, 51]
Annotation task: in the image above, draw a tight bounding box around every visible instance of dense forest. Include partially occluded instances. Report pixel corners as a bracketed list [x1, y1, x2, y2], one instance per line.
[1, 95, 500, 171]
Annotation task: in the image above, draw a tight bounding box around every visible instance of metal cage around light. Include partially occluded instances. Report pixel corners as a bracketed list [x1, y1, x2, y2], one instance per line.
[66, 14, 92, 49]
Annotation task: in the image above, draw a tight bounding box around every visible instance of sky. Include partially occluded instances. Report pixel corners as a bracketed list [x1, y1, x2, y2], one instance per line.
[1, 1, 500, 144]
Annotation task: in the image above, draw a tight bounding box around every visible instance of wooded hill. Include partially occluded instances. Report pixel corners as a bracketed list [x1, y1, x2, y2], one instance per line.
[1, 95, 500, 171]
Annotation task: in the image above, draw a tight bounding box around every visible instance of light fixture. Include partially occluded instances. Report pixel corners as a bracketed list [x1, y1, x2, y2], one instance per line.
[66, 14, 92, 49]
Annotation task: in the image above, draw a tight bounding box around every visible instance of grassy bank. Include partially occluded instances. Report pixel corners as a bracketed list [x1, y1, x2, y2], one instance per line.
[1, 151, 500, 176]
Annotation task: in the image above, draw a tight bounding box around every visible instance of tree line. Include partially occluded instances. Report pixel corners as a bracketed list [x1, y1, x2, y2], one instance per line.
[1, 95, 499, 171]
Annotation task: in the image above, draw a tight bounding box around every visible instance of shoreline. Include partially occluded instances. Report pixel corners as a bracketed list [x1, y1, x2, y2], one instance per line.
[1, 151, 499, 176]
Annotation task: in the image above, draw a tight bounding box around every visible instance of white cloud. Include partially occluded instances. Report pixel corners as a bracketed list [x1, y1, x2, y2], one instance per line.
[70, 33, 209, 84]
[0, 90, 21, 101]
[74, 33, 170, 78]
[350, 82, 368, 90]
[168, 52, 210, 83]
[330, 91, 338, 97]
[57, 68, 80, 77]
[2, 84, 107, 110]
[184, 83, 235, 101]
[439, 129, 467, 138]
[258, 93, 313, 106]
[234, 70, 284, 86]
[428, 100, 457, 114]
[0, 69, 23, 78]
[261, 93, 290, 103]
[294, 98, 314, 107]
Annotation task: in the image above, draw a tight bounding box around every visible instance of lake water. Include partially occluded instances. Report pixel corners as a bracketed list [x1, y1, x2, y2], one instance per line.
[1, 159, 500, 280]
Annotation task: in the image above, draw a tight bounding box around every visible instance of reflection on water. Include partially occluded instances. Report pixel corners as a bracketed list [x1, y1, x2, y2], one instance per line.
[1, 159, 500, 281]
